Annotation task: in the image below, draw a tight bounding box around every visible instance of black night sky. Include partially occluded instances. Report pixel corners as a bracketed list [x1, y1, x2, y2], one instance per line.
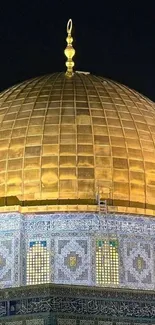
[0, 0, 155, 101]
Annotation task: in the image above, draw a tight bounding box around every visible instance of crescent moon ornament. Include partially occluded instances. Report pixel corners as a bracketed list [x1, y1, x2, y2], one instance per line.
[64, 19, 75, 77]
[67, 19, 72, 34]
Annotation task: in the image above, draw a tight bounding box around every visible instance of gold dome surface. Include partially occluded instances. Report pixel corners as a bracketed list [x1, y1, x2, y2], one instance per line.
[0, 72, 155, 212]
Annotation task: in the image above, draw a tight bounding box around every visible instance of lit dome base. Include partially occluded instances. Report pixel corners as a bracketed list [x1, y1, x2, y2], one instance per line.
[0, 212, 154, 290]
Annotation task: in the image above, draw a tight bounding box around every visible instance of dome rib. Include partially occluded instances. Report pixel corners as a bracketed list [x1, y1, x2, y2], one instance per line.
[4, 77, 44, 198]
[94, 75, 132, 203]
[76, 73, 96, 198]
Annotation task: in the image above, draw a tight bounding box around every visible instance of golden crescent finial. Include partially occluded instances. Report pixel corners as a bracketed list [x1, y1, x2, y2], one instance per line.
[64, 19, 75, 77]
[67, 19, 72, 34]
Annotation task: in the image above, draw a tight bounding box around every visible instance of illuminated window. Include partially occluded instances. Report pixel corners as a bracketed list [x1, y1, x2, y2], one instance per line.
[96, 239, 119, 285]
[27, 241, 50, 285]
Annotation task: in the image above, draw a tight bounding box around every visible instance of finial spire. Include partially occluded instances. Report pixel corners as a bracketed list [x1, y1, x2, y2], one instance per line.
[64, 19, 75, 77]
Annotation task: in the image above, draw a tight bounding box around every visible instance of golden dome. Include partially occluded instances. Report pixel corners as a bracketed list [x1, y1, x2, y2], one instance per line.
[0, 72, 155, 214]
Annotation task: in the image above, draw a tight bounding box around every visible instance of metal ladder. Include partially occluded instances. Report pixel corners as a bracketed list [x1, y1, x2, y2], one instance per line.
[99, 199, 107, 214]
[96, 191, 107, 214]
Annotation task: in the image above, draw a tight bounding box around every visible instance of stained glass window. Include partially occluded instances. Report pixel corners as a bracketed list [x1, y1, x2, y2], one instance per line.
[27, 241, 50, 285]
[96, 239, 119, 285]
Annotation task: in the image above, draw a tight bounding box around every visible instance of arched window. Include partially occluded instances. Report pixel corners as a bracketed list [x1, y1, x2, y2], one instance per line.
[96, 239, 119, 285]
[27, 241, 50, 285]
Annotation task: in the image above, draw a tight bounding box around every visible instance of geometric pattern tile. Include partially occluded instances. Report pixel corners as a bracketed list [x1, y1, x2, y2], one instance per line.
[0, 214, 21, 289]
[123, 239, 154, 288]
[80, 321, 95, 325]
[0, 240, 12, 282]
[57, 319, 76, 325]
[116, 323, 131, 325]
[26, 320, 44, 325]
[5, 322, 23, 325]
[0, 235, 19, 288]
[98, 323, 113, 325]
[0, 320, 45, 325]
[54, 237, 91, 285]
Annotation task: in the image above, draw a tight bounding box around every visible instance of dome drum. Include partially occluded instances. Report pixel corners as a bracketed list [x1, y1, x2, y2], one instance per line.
[0, 211, 155, 291]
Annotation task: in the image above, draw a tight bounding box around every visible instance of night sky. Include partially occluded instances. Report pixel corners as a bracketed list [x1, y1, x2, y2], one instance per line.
[0, 1, 154, 101]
